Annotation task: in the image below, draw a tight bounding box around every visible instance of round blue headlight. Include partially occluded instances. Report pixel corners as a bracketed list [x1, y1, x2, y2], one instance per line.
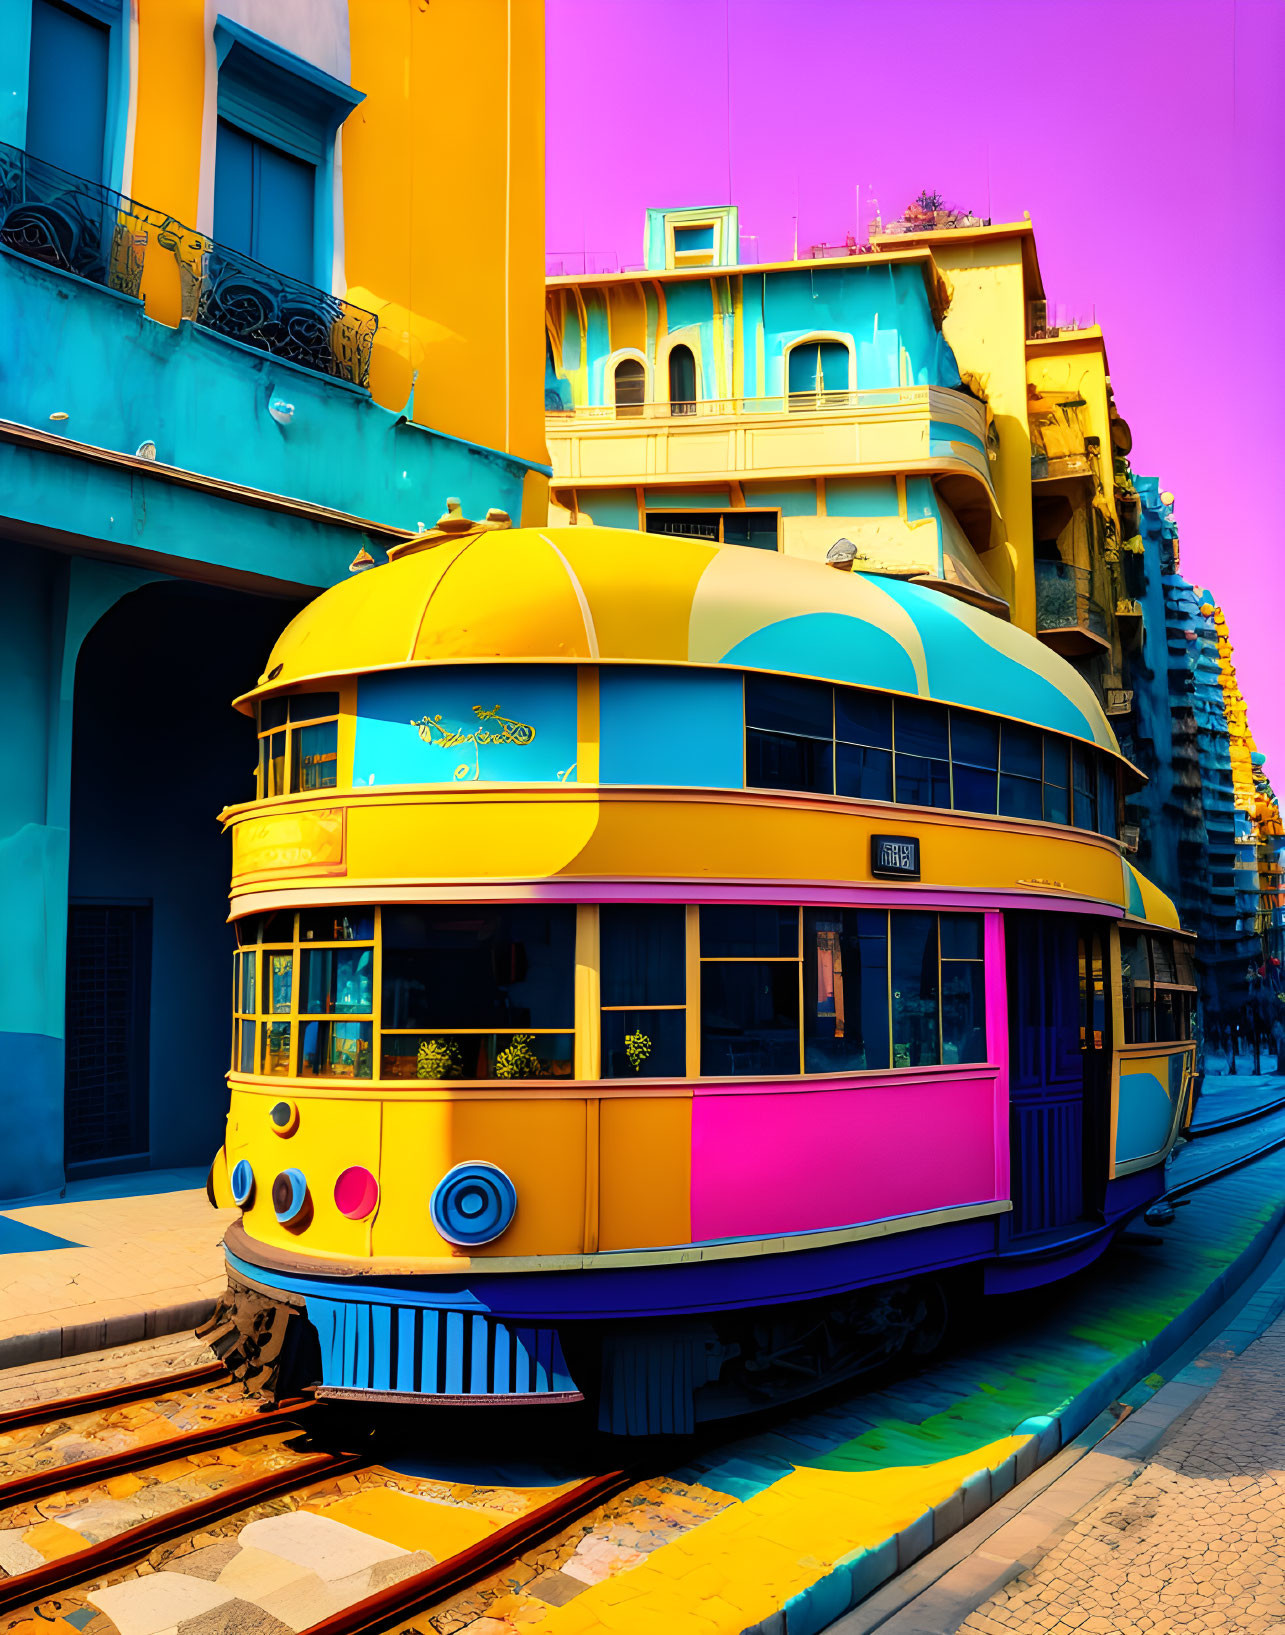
[272, 1167, 309, 1225]
[230, 1159, 255, 1207]
[430, 1162, 517, 1247]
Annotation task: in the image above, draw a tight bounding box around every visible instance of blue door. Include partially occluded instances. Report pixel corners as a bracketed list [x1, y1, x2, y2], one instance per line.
[214, 118, 315, 282]
[27, 0, 111, 180]
[1006, 912, 1084, 1237]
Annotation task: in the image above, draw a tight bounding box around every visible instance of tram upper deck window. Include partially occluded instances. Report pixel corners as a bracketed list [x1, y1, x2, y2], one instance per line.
[743, 676, 1122, 839]
[256, 693, 340, 797]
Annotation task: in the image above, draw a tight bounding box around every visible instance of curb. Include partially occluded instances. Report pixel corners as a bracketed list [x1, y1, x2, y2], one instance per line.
[0, 1298, 216, 1372]
[738, 1192, 1285, 1635]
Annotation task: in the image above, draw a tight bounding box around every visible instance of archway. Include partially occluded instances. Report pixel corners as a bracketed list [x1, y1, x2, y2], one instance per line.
[67, 580, 303, 1177]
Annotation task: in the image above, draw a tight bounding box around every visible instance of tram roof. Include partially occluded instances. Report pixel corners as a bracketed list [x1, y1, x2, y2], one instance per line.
[239, 525, 1125, 761]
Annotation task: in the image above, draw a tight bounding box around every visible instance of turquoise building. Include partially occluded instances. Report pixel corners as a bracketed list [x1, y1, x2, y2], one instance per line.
[0, 0, 549, 1203]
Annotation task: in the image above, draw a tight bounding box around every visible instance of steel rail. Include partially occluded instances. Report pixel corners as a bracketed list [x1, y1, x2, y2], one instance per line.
[0, 1362, 226, 1435]
[299, 1465, 639, 1635]
[0, 1398, 316, 1510]
[0, 1443, 366, 1616]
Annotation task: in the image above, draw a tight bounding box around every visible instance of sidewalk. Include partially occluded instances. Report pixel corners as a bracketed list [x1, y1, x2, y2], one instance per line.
[951, 1278, 1285, 1633]
[0, 1168, 234, 1367]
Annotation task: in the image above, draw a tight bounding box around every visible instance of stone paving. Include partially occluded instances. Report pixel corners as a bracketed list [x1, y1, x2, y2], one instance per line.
[957, 1306, 1285, 1634]
[0, 1170, 234, 1358]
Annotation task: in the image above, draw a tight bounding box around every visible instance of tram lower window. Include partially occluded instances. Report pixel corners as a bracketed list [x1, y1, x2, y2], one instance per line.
[1121, 931, 1196, 1043]
[804, 909, 890, 1072]
[379, 1032, 574, 1080]
[700, 961, 801, 1076]
[300, 1020, 372, 1079]
[229, 905, 992, 1084]
[381, 905, 575, 1030]
[600, 905, 687, 1079]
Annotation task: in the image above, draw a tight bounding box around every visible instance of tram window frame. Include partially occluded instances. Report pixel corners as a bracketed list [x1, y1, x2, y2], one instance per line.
[230, 908, 377, 1080]
[379, 904, 576, 1082]
[256, 692, 341, 798]
[230, 902, 994, 1086]
[742, 675, 1122, 840]
[599, 904, 687, 1079]
[1151, 934, 1196, 1043]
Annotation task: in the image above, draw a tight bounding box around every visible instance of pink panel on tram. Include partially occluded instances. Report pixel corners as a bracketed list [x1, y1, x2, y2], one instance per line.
[689, 1071, 1003, 1242]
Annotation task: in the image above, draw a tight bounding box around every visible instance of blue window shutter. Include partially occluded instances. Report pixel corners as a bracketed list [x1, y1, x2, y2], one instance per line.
[27, 0, 110, 180]
[213, 119, 254, 257]
[253, 139, 315, 282]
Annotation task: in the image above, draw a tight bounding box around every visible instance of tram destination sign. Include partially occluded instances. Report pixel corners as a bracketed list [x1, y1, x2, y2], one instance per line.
[871, 835, 921, 880]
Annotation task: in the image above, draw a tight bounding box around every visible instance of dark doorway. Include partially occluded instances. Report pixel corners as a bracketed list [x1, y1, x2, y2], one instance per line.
[68, 580, 303, 1175]
[668, 344, 696, 414]
[64, 904, 152, 1172]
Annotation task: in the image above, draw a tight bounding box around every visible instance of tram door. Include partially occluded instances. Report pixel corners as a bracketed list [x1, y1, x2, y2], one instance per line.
[1078, 924, 1113, 1217]
[1005, 913, 1085, 1237]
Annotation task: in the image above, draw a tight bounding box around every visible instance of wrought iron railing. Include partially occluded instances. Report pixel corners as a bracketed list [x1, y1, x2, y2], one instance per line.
[1034, 560, 1109, 640]
[0, 142, 148, 298]
[0, 141, 376, 388]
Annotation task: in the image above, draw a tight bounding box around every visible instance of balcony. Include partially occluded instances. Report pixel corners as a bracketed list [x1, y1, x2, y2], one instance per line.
[0, 142, 376, 387]
[545, 385, 993, 496]
[1034, 561, 1111, 657]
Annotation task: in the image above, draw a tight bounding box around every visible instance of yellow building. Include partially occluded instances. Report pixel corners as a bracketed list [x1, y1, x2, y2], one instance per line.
[0, 0, 547, 1200]
[545, 213, 1136, 711]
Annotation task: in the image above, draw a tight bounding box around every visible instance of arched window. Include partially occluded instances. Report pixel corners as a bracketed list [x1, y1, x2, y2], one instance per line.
[613, 357, 645, 418]
[669, 344, 697, 416]
[787, 341, 851, 409]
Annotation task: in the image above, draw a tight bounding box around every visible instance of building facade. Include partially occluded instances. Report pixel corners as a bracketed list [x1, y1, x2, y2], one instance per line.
[0, 0, 548, 1203]
[545, 207, 1282, 1047]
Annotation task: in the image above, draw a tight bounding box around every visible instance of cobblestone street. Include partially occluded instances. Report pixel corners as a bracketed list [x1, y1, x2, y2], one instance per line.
[959, 1309, 1285, 1634]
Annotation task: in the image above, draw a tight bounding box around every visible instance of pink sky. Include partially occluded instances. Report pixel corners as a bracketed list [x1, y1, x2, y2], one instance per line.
[546, 0, 1285, 770]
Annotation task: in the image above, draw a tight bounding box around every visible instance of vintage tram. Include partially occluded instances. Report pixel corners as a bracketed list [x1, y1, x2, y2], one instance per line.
[204, 518, 1196, 1433]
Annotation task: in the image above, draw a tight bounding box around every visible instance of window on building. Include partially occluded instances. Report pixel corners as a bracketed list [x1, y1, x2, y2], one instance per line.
[787, 341, 851, 408]
[673, 223, 716, 265]
[669, 344, 697, 415]
[26, 0, 112, 181]
[613, 357, 646, 418]
[380, 905, 575, 1080]
[214, 118, 316, 283]
[600, 904, 686, 1077]
[644, 510, 780, 551]
[257, 693, 340, 797]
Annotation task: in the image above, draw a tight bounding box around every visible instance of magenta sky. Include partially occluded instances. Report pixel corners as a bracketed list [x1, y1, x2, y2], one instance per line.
[546, 0, 1285, 769]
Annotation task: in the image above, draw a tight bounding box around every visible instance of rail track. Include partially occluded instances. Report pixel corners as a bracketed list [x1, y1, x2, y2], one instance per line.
[3, 1095, 1285, 1635]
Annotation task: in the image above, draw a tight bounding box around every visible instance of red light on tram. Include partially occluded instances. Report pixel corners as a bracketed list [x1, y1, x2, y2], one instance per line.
[335, 1166, 379, 1220]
